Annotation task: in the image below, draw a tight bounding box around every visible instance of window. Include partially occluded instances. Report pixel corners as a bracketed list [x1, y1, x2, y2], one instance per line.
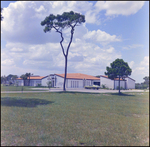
[36, 80, 41, 86]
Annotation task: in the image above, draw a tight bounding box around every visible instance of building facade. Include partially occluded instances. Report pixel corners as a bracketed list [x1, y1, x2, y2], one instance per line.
[15, 76, 48, 86]
[48, 73, 100, 88]
[15, 73, 135, 89]
[100, 75, 135, 89]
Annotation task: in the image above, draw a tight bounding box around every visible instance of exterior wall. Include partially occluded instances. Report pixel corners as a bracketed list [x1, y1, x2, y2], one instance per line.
[30, 80, 42, 86]
[55, 77, 99, 88]
[114, 80, 126, 89]
[55, 76, 64, 88]
[100, 76, 114, 89]
[15, 80, 24, 86]
[85, 79, 92, 87]
[125, 77, 135, 89]
[41, 77, 49, 86]
[67, 79, 84, 88]
[66, 79, 99, 88]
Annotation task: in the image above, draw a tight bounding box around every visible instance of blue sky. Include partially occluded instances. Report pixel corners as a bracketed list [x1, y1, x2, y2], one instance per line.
[1, 1, 149, 83]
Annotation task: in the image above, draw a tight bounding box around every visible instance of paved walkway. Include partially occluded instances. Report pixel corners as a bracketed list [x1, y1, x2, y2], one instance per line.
[1, 88, 149, 93]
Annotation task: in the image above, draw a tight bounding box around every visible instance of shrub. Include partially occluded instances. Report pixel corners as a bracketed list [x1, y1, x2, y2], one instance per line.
[47, 81, 52, 89]
[116, 86, 125, 90]
[101, 84, 106, 89]
[36, 84, 42, 87]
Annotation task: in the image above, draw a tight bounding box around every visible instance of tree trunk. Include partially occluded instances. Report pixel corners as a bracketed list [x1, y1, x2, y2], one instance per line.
[119, 76, 121, 94]
[29, 76, 30, 86]
[63, 55, 68, 91]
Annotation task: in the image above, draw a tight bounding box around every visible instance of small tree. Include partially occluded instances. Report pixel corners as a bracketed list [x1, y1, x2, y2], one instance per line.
[20, 74, 28, 86]
[25, 73, 32, 86]
[47, 81, 52, 90]
[41, 11, 85, 91]
[20, 73, 32, 86]
[105, 58, 132, 94]
[12, 75, 18, 84]
[143, 76, 149, 85]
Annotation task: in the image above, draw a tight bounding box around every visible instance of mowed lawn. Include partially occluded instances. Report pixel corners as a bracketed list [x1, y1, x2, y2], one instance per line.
[1, 92, 149, 146]
[1, 85, 48, 91]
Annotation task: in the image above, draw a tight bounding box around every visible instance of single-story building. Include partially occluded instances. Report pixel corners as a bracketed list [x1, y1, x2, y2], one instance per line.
[15, 75, 49, 86]
[48, 73, 100, 88]
[100, 75, 135, 90]
[15, 73, 100, 87]
[15, 73, 135, 89]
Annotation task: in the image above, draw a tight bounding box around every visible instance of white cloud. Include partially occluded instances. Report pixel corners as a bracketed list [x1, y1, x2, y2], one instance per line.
[132, 56, 149, 77]
[10, 47, 23, 52]
[1, 1, 95, 45]
[1, 1, 146, 79]
[140, 56, 149, 67]
[106, 47, 114, 53]
[128, 61, 134, 68]
[2, 59, 15, 66]
[122, 44, 144, 50]
[83, 29, 121, 45]
[95, 1, 145, 16]
[1, 38, 122, 77]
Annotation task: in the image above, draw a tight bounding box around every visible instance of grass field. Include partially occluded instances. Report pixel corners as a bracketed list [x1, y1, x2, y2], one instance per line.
[1, 92, 149, 146]
[1, 85, 48, 91]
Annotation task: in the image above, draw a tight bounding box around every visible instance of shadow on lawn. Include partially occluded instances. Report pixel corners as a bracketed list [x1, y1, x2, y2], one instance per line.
[1, 97, 54, 107]
[55, 91, 136, 96]
[110, 92, 135, 96]
[56, 91, 101, 95]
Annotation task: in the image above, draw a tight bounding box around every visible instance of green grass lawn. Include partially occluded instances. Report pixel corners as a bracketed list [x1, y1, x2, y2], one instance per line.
[1, 85, 48, 91]
[1, 92, 149, 146]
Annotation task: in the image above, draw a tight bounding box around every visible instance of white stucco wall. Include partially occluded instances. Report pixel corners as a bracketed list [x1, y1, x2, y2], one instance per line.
[100, 76, 114, 89]
[114, 80, 126, 89]
[16, 80, 24, 86]
[32, 80, 42, 86]
[55, 77, 98, 88]
[125, 77, 135, 89]
[41, 77, 49, 86]
[55, 76, 64, 88]
[67, 79, 84, 88]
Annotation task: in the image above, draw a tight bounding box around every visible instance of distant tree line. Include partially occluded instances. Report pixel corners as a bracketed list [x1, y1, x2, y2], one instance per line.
[135, 76, 149, 89]
[1, 74, 18, 85]
[1, 73, 33, 86]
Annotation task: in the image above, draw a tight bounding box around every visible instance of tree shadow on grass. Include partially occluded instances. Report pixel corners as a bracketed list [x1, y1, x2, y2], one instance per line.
[1, 97, 54, 108]
[55, 91, 101, 95]
[110, 92, 135, 96]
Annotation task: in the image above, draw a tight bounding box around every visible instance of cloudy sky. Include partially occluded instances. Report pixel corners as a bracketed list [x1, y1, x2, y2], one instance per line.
[1, 1, 149, 83]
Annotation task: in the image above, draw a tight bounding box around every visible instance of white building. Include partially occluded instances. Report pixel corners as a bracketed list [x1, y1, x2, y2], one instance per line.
[15, 73, 135, 90]
[15, 73, 100, 88]
[49, 73, 100, 88]
[100, 75, 135, 90]
[15, 75, 49, 86]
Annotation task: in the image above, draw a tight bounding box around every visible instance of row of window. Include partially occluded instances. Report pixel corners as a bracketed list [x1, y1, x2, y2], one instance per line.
[85, 81, 91, 86]
[71, 81, 79, 88]
[70, 80, 91, 88]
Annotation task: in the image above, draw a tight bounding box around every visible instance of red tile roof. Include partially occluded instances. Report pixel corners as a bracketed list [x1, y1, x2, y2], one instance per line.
[16, 76, 46, 80]
[100, 75, 125, 81]
[55, 73, 100, 80]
